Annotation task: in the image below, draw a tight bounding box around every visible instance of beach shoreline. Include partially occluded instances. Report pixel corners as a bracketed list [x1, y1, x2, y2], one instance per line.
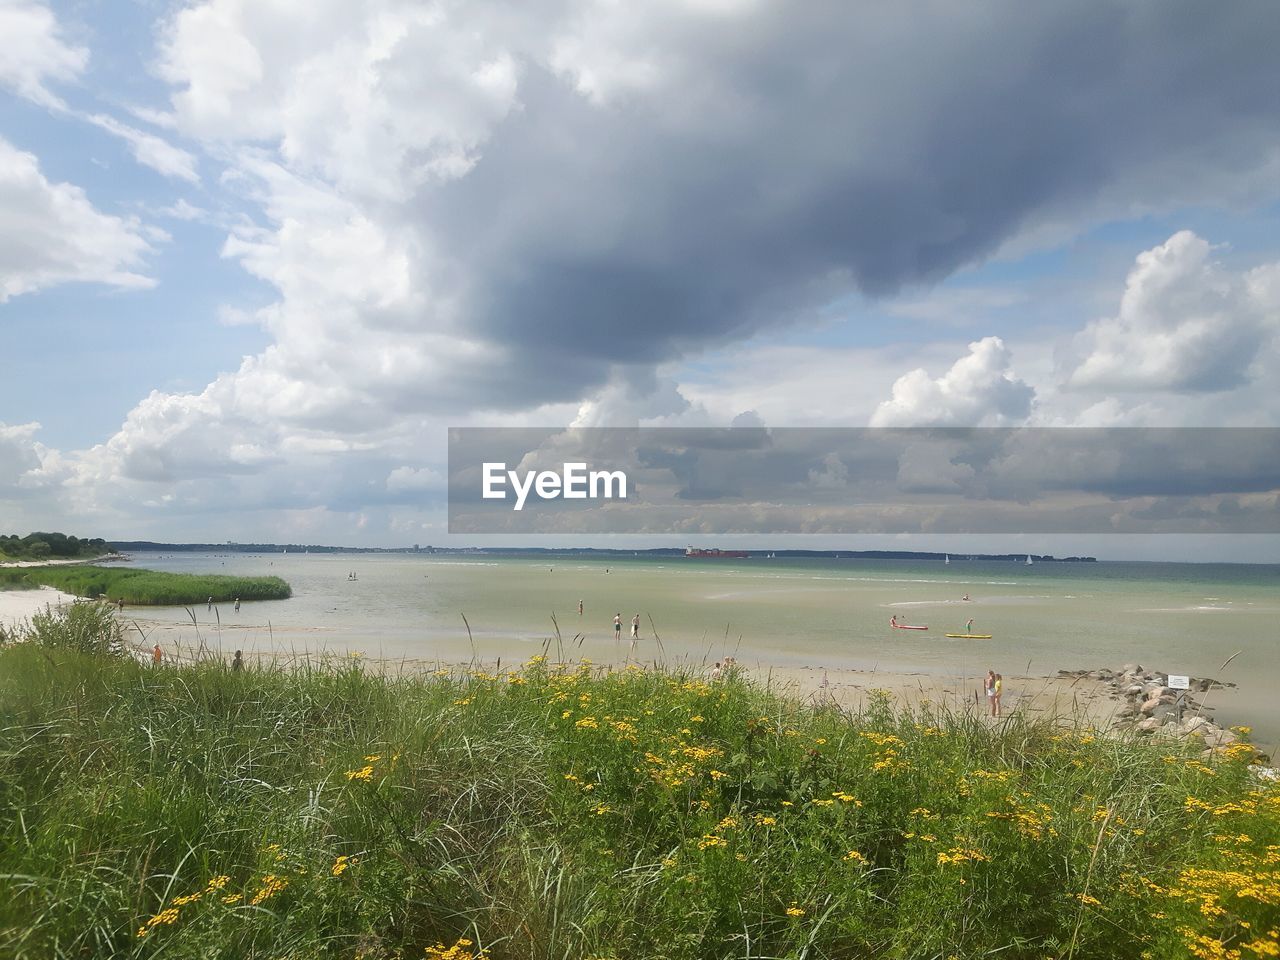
[0, 585, 79, 627]
[118, 622, 1245, 746]
[1, 582, 1255, 754]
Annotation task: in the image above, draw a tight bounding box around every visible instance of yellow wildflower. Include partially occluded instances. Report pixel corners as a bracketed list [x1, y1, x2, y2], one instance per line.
[424, 936, 488, 960]
[332, 855, 357, 877]
[249, 874, 289, 905]
[136, 907, 180, 938]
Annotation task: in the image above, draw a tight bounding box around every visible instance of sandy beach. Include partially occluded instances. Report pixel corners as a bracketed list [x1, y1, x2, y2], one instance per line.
[751, 662, 1128, 728]
[121, 629, 1195, 735]
[0, 586, 79, 628]
[0, 557, 107, 569]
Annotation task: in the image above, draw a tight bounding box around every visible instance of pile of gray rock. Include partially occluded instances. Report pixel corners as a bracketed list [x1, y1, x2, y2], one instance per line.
[1056, 663, 1257, 759]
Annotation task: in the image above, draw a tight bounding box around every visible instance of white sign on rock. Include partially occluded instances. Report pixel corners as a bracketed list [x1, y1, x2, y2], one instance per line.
[1168, 675, 1191, 690]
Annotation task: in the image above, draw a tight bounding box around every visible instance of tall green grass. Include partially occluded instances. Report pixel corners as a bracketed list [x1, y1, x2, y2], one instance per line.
[0, 619, 1275, 958]
[0, 565, 291, 604]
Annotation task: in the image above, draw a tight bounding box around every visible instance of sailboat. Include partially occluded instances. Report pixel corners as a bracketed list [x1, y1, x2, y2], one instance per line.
[945, 554, 950, 565]
[1025, 554, 1033, 565]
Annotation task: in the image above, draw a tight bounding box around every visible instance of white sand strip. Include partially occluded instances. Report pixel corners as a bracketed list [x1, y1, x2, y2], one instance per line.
[0, 586, 79, 628]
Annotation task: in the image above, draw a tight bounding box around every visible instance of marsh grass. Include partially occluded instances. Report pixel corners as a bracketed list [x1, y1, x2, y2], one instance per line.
[0, 616, 1276, 959]
[0, 566, 291, 605]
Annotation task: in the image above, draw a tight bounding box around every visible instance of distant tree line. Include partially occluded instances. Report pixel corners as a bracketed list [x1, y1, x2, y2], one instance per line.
[0, 532, 110, 561]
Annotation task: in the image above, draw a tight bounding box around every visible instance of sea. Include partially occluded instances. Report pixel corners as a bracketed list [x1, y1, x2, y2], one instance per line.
[116, 552, 1280, 748]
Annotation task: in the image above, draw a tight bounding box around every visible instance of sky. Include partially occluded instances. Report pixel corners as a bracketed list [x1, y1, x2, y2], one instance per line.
[1, 0, 1278, 561]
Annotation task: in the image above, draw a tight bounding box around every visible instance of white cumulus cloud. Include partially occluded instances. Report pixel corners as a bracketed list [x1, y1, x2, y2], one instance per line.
[0, 0, 86, 109]
[158, 0, 521, 198]
[0, 136, 155, 301]
[871, 336, 1035, 427]
[1067, 230, 1280, 393]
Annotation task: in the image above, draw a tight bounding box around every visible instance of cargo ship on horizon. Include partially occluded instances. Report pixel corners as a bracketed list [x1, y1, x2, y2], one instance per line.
[684, 546, 751, 558]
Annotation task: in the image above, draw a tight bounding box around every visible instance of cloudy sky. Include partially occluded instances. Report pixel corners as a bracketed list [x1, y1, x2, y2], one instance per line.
[2, 0, 1278, 559]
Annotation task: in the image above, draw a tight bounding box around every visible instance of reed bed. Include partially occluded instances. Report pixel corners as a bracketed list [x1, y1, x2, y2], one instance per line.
[0, 566, 291, 605]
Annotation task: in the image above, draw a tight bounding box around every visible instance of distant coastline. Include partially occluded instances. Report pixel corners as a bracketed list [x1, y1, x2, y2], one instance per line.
[109, 541, 1097, 562]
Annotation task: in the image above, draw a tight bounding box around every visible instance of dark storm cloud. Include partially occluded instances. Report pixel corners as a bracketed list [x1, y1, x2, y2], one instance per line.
[416, 1, 1280, 406]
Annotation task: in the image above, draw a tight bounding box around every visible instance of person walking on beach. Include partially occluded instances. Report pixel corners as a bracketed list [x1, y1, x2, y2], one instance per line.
[152, 643, 164, 665]
[234, 597, 241, 613]
[631, 614, 640, 639]
[994, 673, 1004, 717]
[614, 613, 622, 639]
[985, 670, 996, 716]
[578, 599, 584, 616]
[207, 596, 213, 611]
[232, 650, 244, 672]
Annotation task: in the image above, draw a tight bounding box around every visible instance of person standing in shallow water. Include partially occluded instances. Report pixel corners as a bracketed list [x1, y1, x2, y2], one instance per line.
[578, 599, 583, 616]
[631, 614, 640, 639]
[614, 613, 622, 639]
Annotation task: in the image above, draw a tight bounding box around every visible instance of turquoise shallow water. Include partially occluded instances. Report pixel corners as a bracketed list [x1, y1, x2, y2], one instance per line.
[117, 552, 1280, 745]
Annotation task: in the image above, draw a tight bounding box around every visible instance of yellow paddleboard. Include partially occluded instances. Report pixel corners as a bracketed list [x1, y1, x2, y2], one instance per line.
[944, 633, 992, 639]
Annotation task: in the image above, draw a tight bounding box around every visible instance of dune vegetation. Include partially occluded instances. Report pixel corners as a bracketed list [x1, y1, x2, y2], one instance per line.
[0, 565, 291, 605]
[0, 606, 1276, 959]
